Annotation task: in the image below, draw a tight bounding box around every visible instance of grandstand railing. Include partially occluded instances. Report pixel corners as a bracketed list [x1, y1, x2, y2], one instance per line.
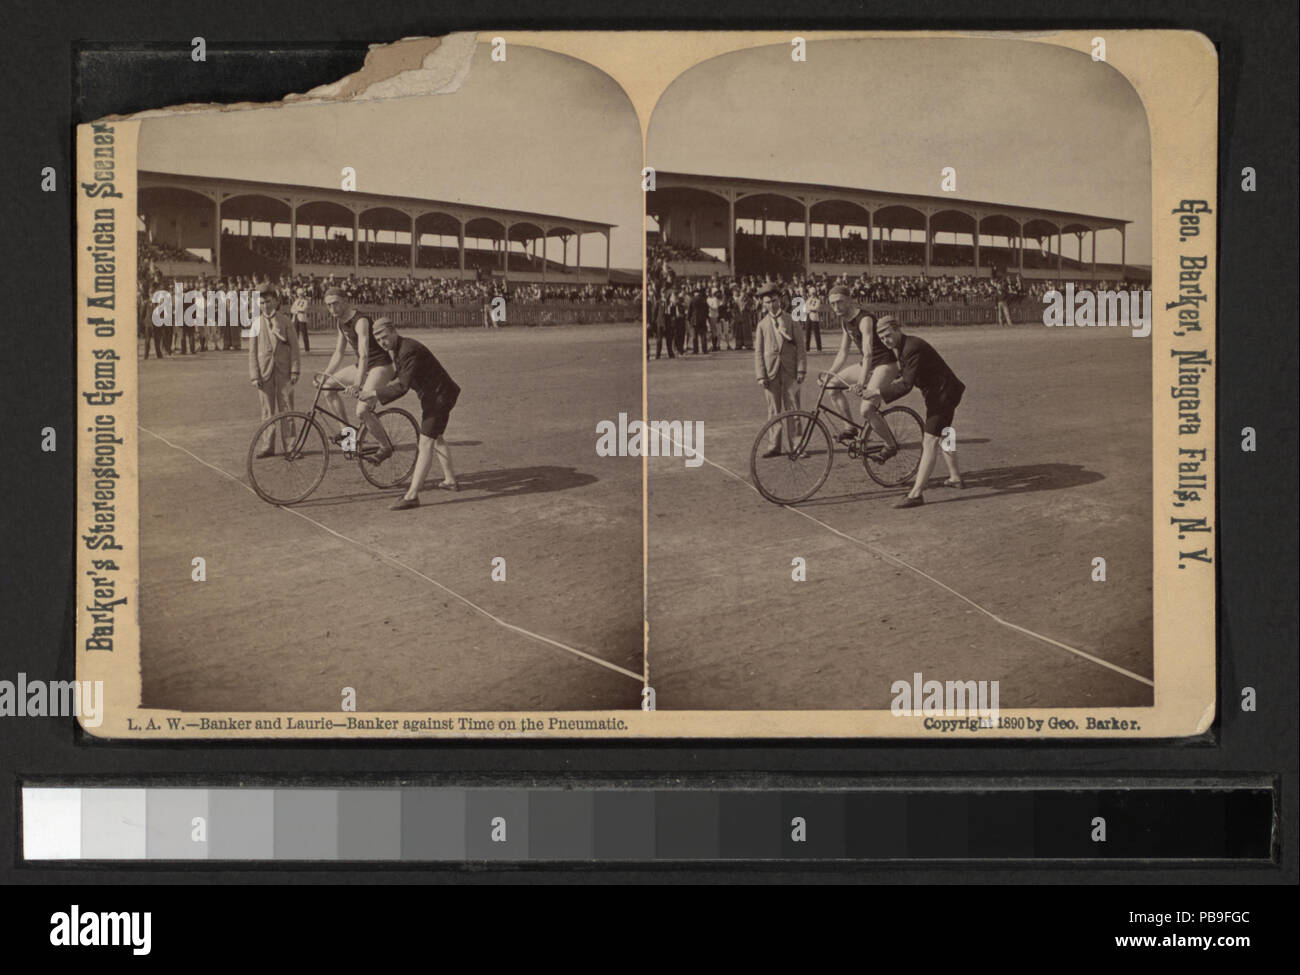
[858, 300, 1136, 326]
[665, 260, 730, 277]
[300, 300, 640, 329]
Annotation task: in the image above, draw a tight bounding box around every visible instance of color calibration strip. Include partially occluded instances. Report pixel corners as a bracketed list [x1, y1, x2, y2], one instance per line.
[22, 786, 1273, 862]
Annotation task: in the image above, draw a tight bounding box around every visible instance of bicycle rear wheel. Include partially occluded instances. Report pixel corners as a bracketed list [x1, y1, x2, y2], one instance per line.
[247, 412, 329, 505]
[357, 408, 420, 489]
[750, 410, 834, 505]
[862, 405, 924, 487]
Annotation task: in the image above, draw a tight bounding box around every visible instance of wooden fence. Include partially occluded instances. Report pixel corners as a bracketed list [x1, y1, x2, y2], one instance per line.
[301, 300, 640, 330]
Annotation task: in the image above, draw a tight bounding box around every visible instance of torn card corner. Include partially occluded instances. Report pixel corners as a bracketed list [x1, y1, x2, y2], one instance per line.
[104, 31, 480, 122]
[287, 32, 479, 105]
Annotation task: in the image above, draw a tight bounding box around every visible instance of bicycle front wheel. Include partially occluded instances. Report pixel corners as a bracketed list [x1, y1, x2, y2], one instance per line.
[357, 408, 420, 489]
[750, 410, 834, 505]
[247, 411, 329, 505]
[863, 405, 924, 487]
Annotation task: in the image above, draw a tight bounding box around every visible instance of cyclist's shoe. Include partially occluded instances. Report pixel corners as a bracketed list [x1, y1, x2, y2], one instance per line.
[836, 430, 858, 445]
[944, 477, 965, 489]
[875, 441, 900, 462]
[894, 494, 925, 509]
[255, 446, 276, 459]
[330, 431, 351, 445]
[390, 496, 420, 511]
[761, 446, 783, 459]
[369, 444, 394, 463]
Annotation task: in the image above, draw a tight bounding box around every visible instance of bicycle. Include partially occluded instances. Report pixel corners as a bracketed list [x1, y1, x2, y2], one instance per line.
[246, 372, 420, 505]
[749, 370, 924, 505]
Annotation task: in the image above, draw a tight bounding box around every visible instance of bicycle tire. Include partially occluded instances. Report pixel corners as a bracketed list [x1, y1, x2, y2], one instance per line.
[357, 408, 420, 489]
[862, 405, 924, 487]
[750, 410, 835, 505]
[246, 411, 330, 505]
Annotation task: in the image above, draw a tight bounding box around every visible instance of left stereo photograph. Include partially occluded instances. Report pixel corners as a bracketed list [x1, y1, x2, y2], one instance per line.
[75, 38, 647, 737]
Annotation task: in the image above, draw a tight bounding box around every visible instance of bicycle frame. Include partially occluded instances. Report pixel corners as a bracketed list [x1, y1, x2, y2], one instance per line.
[281, 373, 366, 460]
[790, 374, 880, 458]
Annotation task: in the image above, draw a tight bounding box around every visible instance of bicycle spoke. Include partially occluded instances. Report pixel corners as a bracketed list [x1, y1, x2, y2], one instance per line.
[751, 412, 834, 504]
[358, 409, 420, 489]
[247, 413, 328, 504]
[863, 407, 925, 487]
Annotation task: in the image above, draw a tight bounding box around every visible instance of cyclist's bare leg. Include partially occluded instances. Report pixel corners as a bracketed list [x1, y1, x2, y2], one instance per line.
[357, 365, 395, 449]
[861, 364, 900, 447]
[325, 366, 360, 436]
[829, 364, 864, 438]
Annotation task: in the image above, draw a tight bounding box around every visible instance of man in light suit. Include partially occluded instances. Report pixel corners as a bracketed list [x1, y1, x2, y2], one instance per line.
[753, 283, 806, 457]
[248, 285, 301, 458]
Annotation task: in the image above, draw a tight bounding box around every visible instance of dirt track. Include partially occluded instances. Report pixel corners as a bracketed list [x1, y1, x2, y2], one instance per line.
[647, 325, 1153, 710]
[138, 324, 643, 712]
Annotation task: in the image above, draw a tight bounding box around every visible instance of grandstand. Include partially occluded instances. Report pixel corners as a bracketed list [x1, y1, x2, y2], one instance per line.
[646, 171, 1134, 281]
[137, 171, 617, 283]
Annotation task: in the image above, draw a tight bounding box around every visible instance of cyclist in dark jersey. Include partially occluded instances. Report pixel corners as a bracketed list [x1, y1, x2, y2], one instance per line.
[318, 287, 396, 457]
[823, 285, 900, 455]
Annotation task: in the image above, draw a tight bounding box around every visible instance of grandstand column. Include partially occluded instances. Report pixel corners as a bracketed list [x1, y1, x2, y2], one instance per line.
[1120, 226, 1126, 277]
[802, 201, 811, 269]
[924, 211, 932, 274]
[213, 198, 221, 276]
[604, 231, 610, 282]
[458, 220, 465, 275]
[867, 210, 874, 268]
[1090, 228, 1097, 275]
[541, 227, 548, 283]
[973, 216, 980, 270]
[1055, 231, 1062, 272]
[728, 195, 735, 271]
[576, 235, 582, 284]
[409, 214, 416, 272]
[352, 211, 359, 271]
[503, 222, 511, 278]
[289, 205, 297, 269]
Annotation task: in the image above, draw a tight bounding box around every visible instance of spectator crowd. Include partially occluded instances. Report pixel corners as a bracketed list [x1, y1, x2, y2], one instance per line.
[645, 266, 1150, 360]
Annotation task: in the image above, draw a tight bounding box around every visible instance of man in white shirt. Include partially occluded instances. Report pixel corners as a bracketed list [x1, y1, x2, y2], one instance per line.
[290, 287, 311, 352]
[805, 289, 823, 352]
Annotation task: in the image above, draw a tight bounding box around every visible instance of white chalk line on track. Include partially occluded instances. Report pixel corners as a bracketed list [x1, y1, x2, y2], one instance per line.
[669, 439, 1154, 688]
[139, 424, 643, 683]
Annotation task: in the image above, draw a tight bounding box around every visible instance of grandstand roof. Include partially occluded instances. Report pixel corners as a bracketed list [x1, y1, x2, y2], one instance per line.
[648, 170, 1129, 234]
[138, 171, 615, 240]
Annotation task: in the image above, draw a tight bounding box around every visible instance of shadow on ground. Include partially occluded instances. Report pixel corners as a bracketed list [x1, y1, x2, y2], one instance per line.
[286, 464, 598, 509]
[800, 461, 1105, 508]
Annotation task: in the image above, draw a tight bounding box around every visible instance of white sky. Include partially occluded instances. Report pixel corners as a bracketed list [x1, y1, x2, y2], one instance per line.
[648, 37, 1151, 265]
[138, 43, 645, 269]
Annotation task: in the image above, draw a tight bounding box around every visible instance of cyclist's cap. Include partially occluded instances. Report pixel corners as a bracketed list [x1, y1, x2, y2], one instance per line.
[874, 315, 901, 332]
[828, 285, 852, 300]
[324, 287, 345, 300]
[372, 317, 396, 333]
[755, 283, 779, 298]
